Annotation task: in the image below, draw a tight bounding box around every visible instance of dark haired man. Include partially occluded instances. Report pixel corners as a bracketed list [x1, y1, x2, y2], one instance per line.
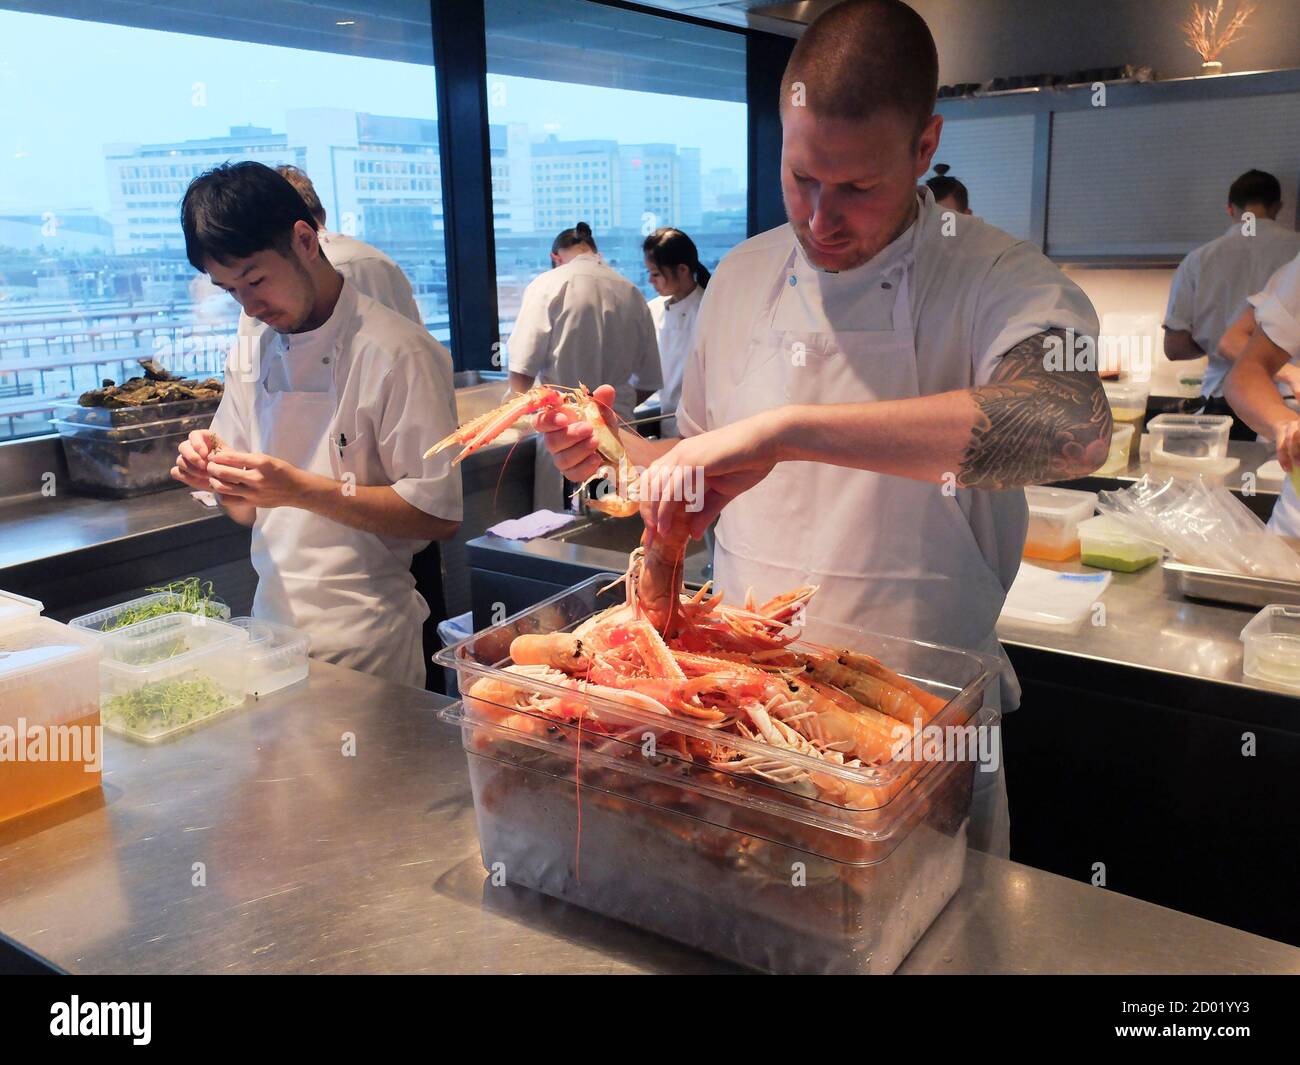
[533, 0, 1110, 854]
[172, 161, 462, 687]
[1165, 169, 1300, 435]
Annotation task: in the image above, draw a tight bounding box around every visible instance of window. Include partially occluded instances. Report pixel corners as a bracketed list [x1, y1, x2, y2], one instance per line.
[484, 0, 748, 338]
[0, 3, 446, 444]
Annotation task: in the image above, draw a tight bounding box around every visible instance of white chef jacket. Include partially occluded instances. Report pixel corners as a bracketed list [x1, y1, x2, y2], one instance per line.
[237, 230, 423, 336]
[678, 191, 1099, 709]
[648, 283, 704, 419]
[1164, 218, 1300, 397]
[508, 252, 662, 424]
[1252, 254, 1300, 536]
[213, 284, 463, 524]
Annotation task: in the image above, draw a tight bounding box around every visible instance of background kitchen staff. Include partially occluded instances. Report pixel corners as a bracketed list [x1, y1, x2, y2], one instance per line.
[508, 221, 662, 509]
[644, 226, 710, 437]
[1164, 169, 1300, 437]
[172, 162, 462, 688]
[534, 0, 1109, 856]
[235, 164, 424, 333]
[1225, 251, 1300, 534]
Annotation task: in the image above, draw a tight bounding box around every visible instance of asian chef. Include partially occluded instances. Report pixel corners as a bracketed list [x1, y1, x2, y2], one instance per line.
[644, 227, 710, 437]
[508, 221, 662, 508]
[533, 0, 1110, 855]
[171, 161, 462, 687]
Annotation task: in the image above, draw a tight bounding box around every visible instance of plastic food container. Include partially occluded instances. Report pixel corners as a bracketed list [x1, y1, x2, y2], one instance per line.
[1023, 486, 1097, 561]
[0, 589, 44, 632]
[70, 590, 231, 635]
[52, 397, 222, 428]
[1094, 424, 1135, 477]
[1078, 514, 1161, 572]
[0, 618, 102, 824]
[437, 574, 1000, 974]
[1146, 413, 1231, 462]
[229, 617, 310, 697]
[53, 412, 215, 497]
[99, 613, 249, 742]
[1240, 605, 1300, 690]
[1103, 380, 1149, 465]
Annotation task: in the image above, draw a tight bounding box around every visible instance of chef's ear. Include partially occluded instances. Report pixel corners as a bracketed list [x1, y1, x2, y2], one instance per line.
[291, 219, 322, 264]
[912, 113, 943, 180]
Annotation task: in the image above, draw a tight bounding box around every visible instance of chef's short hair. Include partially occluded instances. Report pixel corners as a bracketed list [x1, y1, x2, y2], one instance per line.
[779, 0, 938, 137]
[181, 161, 321, 271]
[275, 165, 326, 226]
[1228, 170, 1282, 209]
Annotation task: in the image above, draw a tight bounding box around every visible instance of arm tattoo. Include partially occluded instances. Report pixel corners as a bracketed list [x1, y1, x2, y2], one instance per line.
[958, 328, 1112, 490]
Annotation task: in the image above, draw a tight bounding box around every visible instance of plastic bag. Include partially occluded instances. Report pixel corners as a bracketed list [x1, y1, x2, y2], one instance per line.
[1097, 475, 1300, 580]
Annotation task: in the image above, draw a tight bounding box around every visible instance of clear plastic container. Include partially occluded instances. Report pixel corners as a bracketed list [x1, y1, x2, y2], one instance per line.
[1023, 486, 1097, 561]
[1147, 413, 1232, 462]
[229, 617, 310, 697]
[54, 412, 215, 497]
[70, 590, 231, 635]
[1078, 514, 1161, 572]
[1240, 604, 1300, 691]
[1094, 424, 1135, 477]
[0, 589, 44, 632]
[99, 613, 248, 742]
[52, 396, 222, 428]
[1103, 380, 1149, 465]
[436, 574, 1001, 973]
[0, 618, 102, 823]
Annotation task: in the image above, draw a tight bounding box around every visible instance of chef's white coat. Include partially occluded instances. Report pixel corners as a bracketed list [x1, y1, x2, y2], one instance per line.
[1251, 253, 1300, 536]
[677, 190, 1099, 712]
[1164, 218, 1300, 398]
[648, 283, 704, 426]
[508, 252, 662, 424]
[211, 283, 462, 682]
[237, 230, 423, 336]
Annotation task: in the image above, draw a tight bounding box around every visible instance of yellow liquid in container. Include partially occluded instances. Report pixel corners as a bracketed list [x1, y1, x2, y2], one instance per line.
[1251, 634, 1300, 685]
[1110, 407, 1146, 465]
[0, 710, 102, 824]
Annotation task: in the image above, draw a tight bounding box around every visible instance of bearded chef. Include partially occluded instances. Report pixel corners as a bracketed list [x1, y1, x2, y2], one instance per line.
[533, 0, 1110, 856]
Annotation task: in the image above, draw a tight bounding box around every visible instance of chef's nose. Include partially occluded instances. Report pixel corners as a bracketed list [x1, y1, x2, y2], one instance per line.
[808, 188, 844, 238]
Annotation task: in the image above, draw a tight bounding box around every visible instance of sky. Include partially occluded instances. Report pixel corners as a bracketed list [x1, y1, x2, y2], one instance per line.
[0, 9, 747, 217]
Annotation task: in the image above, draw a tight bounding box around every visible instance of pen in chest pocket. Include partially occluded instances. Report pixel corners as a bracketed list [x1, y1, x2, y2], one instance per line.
[337, 432, 347, 459]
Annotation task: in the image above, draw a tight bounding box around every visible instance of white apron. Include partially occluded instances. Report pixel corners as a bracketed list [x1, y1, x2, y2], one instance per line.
[249, 330, 429, 688]
[712, 236, 1011, 855]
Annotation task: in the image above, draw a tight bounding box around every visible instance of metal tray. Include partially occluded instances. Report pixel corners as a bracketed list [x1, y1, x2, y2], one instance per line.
[1162, 559, 1300, 610]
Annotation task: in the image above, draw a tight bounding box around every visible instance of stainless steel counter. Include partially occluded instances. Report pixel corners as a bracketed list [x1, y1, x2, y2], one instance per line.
[1, 659, 1295, 975]
[996, 554, 1300, 704]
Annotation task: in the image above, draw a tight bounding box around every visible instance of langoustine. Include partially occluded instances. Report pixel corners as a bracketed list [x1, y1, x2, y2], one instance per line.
[433, 387, 961, 808]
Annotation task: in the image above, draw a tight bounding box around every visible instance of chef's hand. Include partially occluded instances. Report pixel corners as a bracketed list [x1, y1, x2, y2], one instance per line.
[201, 449, 306, 508]
[172, 429, 222, 490]
[533, 382, 618, 483]
[1274, 418, 1300, 473]
[638, 414, 780, 541]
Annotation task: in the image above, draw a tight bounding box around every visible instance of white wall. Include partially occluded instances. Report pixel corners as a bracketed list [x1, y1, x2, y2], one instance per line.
[1062, 266, 1206, 397]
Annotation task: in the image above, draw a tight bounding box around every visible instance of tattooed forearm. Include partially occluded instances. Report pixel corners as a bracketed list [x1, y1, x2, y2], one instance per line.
[958, 329, 1112, 490]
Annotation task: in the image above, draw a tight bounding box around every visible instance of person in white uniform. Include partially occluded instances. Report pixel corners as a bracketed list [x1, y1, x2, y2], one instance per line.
[508, 221, 662, 509]
[533, 0, 1110, 857]
[925, 163, 972, 216]
[644, 227, 709, 437]
[1164, 169, 1300, 436]
[1224, 252, 1300, 535]
[171, 161, 462, 688]
[234, 165, 423, 335]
